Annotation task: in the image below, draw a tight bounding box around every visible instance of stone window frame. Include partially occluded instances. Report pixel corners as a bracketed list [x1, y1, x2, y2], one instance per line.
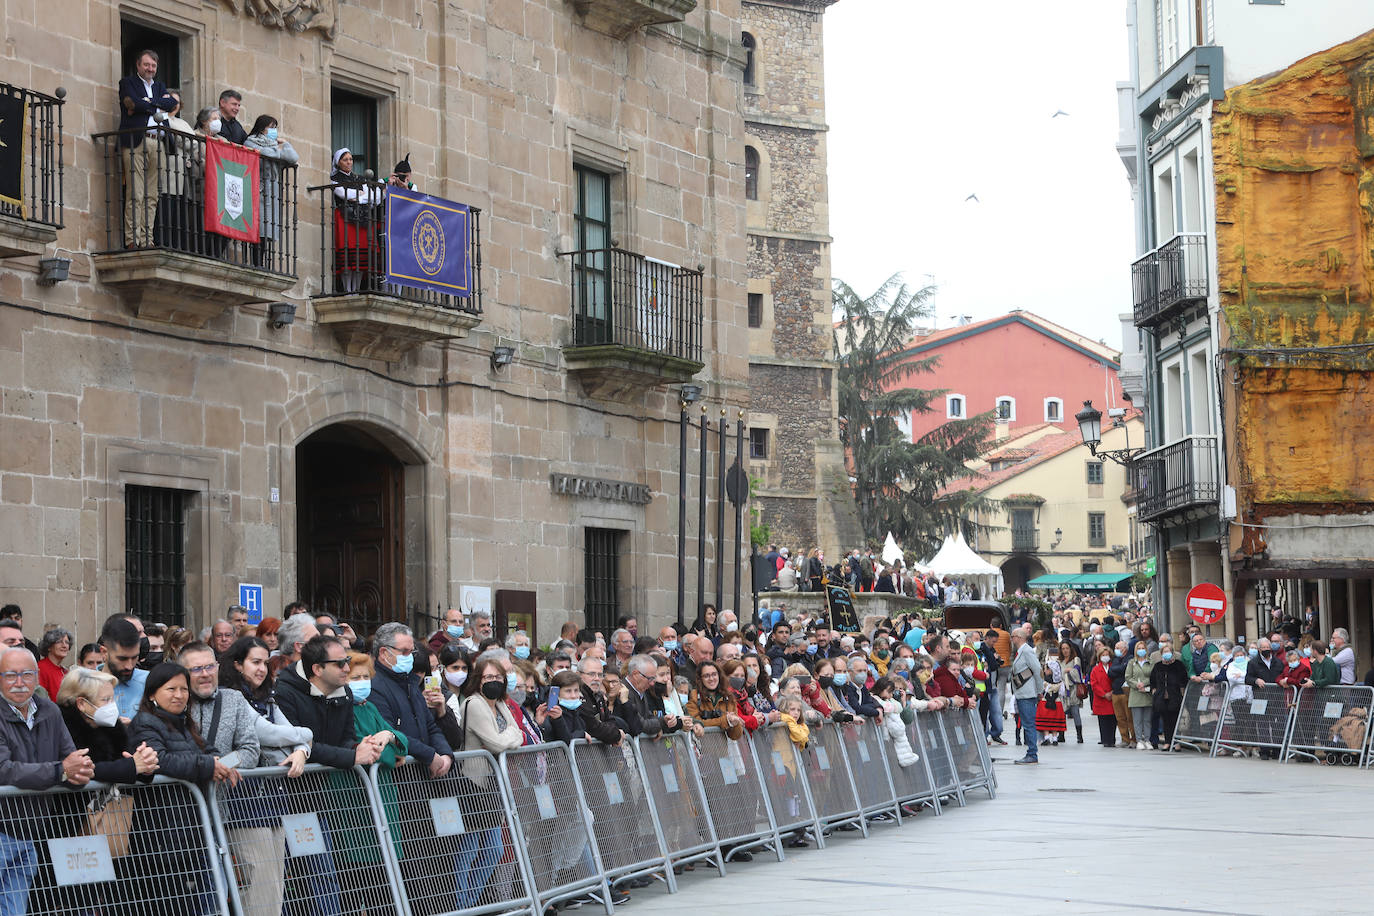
[946, 393, 965, 419]
[567, 124, 640, 251]
[746, 278, 774, 355]
[745, 412, 779, 466]
[1044, 396, 1063, 423]
[112, 10, 206, 122]
[741, 31, 760, 90]
[748, 426, 770, 460]
[328, 54, 408, 187]
[101, 445, 224, 630]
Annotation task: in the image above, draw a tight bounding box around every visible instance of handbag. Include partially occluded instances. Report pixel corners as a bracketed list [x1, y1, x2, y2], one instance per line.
[86, 789, 134, 858]
[1075, 681, 1089, 701]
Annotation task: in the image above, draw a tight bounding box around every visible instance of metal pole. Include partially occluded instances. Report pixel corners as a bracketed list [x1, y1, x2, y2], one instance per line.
[677, 400, 689, 630]
[715, 410, 726, 613]
[696, 405, 708, 627]
[733, 412, 744, 625]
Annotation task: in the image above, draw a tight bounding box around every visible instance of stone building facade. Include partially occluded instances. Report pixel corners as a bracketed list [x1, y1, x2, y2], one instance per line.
[740, 0, 860, 557]
[0, 0, 749, 643]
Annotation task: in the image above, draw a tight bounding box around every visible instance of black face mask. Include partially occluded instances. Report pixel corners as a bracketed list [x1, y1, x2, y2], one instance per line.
[818, 675, 834, 689]
[480, 681, 506, 701]
[728, 676, 746, 690]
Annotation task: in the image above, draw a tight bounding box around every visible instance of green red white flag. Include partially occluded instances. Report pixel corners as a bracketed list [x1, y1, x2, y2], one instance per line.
[204, 141, 260, 241]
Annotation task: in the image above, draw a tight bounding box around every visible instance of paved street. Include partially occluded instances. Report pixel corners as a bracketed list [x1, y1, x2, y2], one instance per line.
[630, 740, 1374, 915]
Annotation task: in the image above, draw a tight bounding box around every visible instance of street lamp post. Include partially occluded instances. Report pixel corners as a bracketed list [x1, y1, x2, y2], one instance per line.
[1075, 400, 1144, 468]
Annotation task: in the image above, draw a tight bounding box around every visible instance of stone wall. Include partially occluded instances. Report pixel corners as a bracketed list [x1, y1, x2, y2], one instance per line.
[0, 0, 750, 643]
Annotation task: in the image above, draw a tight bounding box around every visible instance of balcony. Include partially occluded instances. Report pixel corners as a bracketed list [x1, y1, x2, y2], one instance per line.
[569, 0, 697, 39]
[91, 127, 297, 328]
[309, 181, 482, 361]
[559, 247, 704, 401]
[1011, 528, 1039, 552]
[1133, 435, 1219, 522]
[0, 83, 64, 258]
[1132, 232, 1208, 329]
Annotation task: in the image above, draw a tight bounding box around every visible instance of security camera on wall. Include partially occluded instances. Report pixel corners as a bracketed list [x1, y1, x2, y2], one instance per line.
[1107, 407, 1127, 419]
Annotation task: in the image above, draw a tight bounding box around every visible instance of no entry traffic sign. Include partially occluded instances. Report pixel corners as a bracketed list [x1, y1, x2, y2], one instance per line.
[1186, 583, 1226, 625]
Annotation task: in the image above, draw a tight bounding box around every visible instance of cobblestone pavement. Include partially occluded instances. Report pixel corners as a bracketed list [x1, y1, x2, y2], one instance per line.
[623, 737, 1374, 915]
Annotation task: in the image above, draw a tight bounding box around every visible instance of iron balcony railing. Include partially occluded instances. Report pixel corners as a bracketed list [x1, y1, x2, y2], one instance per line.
[309, 180, 483, 314]
[1133, 434, 1220, 521]
[1011, 528, 1039, 552]
[1132, 231, 1208, 328]
[558, 246, 703, 363]
[93, 126, 298, 277]
[0, 82, 65, 228]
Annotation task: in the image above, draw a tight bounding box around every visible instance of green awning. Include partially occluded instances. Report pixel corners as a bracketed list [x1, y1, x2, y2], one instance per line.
[1026, 573, 1133, 592]
[1026, 575, 1079, 589]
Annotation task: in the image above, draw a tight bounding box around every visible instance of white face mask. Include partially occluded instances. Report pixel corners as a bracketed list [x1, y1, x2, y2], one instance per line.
[725, 622, 738, 633]
[207, 119, 221, 135]
[445, 670, 467, 689]
[91, 700, 120, 728]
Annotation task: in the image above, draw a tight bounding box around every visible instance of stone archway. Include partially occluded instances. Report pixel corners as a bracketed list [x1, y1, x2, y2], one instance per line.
[1001, 556, 1047, 594]
[276, 382, 445, 630]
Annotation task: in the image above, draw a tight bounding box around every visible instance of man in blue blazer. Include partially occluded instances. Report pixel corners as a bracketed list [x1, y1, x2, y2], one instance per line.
[117, 50, 176, 248]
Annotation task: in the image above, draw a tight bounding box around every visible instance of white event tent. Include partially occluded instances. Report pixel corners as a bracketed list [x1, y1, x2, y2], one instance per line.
[924, 532, 1004, 599]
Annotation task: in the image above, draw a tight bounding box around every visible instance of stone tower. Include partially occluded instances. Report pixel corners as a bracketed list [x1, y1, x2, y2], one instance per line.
[741, 0, 862, 557]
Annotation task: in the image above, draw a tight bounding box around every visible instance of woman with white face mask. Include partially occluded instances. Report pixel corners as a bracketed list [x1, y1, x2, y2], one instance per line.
[56, 666, 159, 782]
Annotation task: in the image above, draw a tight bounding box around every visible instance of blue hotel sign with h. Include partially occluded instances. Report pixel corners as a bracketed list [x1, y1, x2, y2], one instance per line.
[238, 584, 264, 625]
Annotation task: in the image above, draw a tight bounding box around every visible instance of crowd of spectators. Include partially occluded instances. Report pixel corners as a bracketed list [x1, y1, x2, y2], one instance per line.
[757, 543, 975, 602]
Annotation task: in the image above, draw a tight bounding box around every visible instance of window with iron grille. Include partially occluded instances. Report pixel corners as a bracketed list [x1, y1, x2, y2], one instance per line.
[1086, 461, 1104, 485]
[584, 528, 624, 633]
[747, 292, 762, 328]
[1088, 511, 1106, 548]
[125, 486, 188, 626]
[749, 427, 769, 460]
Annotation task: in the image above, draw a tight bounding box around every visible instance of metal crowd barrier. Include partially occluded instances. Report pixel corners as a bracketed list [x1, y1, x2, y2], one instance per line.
[0, 775, 230, 916]
[631, 733, 724, 875]
[692, 727, 783, 862]
[938, 707, 996, 800]
[798, 719, 867, 835]
[210, 763, 404, 916]
[1213, 684, 1296, 758]
[1285, 685, 1374, 766]
[914, 709, 965, 806]
[1171, 680, 1229, 754]
[0, 711, 1004, 916]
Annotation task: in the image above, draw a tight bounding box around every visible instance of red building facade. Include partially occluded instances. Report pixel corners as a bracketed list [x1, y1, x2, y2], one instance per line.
[889, 311, 1124, 443]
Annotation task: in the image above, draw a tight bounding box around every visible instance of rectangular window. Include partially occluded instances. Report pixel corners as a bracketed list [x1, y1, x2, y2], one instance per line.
[1086, 461, 1104, 485]
[1081, 561, 1100, 574]
[948, 396, 963, 418]
[1088, 511, 1106, 548]
[1045, 399, 1061, 422]
[121, 20, 182, 90]
[747, 292, 763, 328]
[573, 164, 613, 344]
[331, 86, 379, 177]
[749, 427, 769, 459]
[584, 528, 624, 634]
[126, 486, 188, 626]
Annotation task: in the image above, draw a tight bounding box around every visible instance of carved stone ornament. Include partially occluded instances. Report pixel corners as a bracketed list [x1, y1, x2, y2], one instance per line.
[218, 0, 340, 39]
[1152, 73, 1210, 132]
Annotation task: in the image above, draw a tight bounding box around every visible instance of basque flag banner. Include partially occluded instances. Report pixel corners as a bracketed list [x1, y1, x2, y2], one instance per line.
[385, 189, 472, 297]
[204, 141, 260, 242]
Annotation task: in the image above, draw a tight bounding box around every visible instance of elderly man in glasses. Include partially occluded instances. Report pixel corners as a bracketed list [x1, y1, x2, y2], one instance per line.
[0, 647, 96, 915]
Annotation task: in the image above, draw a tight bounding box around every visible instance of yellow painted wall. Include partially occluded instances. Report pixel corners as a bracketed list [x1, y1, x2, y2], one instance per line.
[1213, 27, 1374, 510]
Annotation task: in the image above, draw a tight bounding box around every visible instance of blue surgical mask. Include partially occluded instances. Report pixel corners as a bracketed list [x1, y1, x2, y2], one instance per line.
[390, 651, 414, 675]
[1288, 660, 1299, 669]
[1302, 648, 1313, 658]
[265, 126, 278, 142]
[663, 640, 679, 651]
[1248, 648, 1258, 658]
[832, 672, 849, 687]
[446, 624, 464, 639]
[677, 692, 689, 705]
[1161, 652, 1173, 661]
[559, 697, 583, 710]
[806, 644, 818, 656]
[1113, 649, 1124, 658]
[514, 645, 530, 660]
[1136, 649, 1146, 658]
[506, 671, 519, 692]
[350, 679, 371, 702]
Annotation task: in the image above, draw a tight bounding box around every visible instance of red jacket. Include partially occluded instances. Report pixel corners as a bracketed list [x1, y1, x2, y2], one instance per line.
[929, 666, 968, 700]
[1277, 659, 1311, 688]
[730, 688, 761, 732]
[800, 682, 833, 718]
[1089, 663, 1115, 716]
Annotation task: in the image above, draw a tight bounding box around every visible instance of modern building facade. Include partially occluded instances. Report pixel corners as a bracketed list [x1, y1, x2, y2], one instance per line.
[1118, 0, 1370, 640]
[0, 0, 754, 643]
[739, 0, 861, 557]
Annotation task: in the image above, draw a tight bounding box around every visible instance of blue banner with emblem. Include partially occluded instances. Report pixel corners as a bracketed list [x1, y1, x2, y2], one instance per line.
[385, 189, 473, 297]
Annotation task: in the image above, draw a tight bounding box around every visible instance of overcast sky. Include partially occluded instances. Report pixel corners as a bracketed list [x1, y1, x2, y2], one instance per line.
[824, 0, 1135, 350]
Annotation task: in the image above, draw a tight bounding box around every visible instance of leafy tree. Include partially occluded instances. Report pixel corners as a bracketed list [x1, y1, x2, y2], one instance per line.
[833, 274, 996, 558]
